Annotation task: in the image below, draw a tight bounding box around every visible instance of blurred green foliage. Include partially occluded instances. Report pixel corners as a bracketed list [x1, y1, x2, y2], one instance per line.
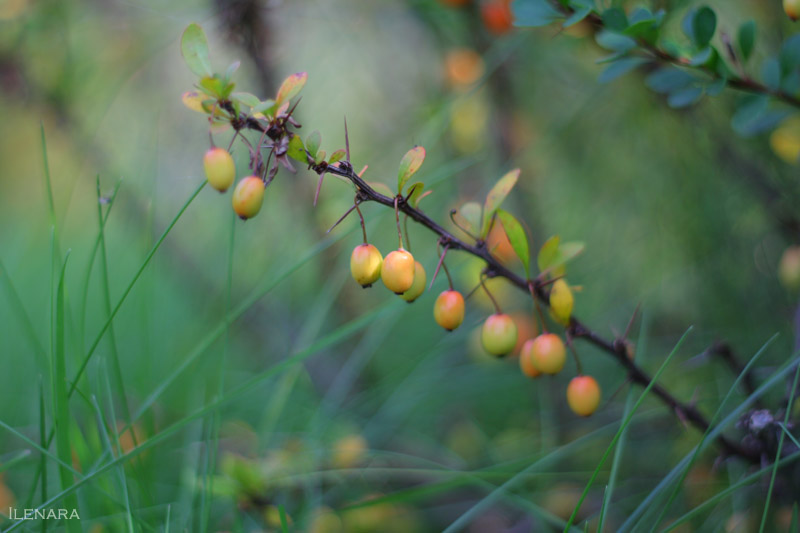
[1, 0, 800, 530]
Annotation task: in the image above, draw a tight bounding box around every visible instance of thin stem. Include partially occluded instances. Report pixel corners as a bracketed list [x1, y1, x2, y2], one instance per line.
[480, 276, 502, 314]
[325, 202, 359, 235]
[355, 200, 368, 244]
[528, 281, 549, 334]
[429, 244, 451, 291]
[450, 209, 479, 241]
[394, 196, 403, 249]
[565, 330, 584, 376]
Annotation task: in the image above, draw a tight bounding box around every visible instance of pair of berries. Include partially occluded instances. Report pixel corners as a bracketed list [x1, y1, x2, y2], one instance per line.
[519, 332, 601, 416]
[350, 244, 427, 302]
[203, 147, 265, 220]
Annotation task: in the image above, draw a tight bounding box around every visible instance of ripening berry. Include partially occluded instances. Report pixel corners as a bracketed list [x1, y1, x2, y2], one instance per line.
[519, 340, 541, 378]
[779, 245, 800, 291]
[566, 375, 601, 417]
[231, 176, 265, 220]
[203, 147, 236, 192]
[481, 0, 513, 34]
[549, 279, 573, 325]
[350, 244, 383, 287]
[528, 333, 566, 375]
[786, 0, 800, 20]
[401, 261, 427, 302]
[434, 290, 465, 331]
[381, 248, 415, 294]
[481, 313, 518, 356]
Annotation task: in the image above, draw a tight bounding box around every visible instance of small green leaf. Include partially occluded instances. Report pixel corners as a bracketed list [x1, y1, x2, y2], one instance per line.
[232, 92, 260, 108]
[315, 150, 326, 165]
[287, 135, 306, 163]
[645, 68, 694, 94]
[596, 31, 637, 52]
[397, 146, 426, 194]
[599, 57, 646, 83]
[538, 235, 560, 273]
[738, 20, 756, 61]
[275, 72, 308, 105]
[454, 202, 482, 238]
[407, 182, 424, 208]
[688, 47, 714, 67]
[329, 149, 346, 164]
[306, 131, 321, 158]
[368, 181, 395, 197]
[691, 6, 716, 48]
[253, 99, 276, 115]
[496, 209, 530, 277]
[181, 23, 213, 77]
[667, 86, 704, 108]
[224, 60, 241, 82]
[482, 168, 520, 238]
[564, 6, 591, 28]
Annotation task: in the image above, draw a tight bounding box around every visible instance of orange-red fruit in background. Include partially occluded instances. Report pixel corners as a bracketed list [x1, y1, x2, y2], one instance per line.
[786, 0, 800, 21]
[519, 340, 541, 378]
[434, 290, 465, 331]
[350, 244, 383, 287]
[232, 176, 265, 219]
[530, 333, 566, 375]
[203, 147, 236, 192]
[440, 0, 470, 6]
[486, 222, 517, 265]
[566, 376, 601, 416]
[481, 0, 514, 34]
[381, 249, 416, 294]
[481, 313, 518, 356]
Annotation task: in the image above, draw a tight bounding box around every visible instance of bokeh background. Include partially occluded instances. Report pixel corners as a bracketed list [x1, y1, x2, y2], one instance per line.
[1, 0, 800, 531]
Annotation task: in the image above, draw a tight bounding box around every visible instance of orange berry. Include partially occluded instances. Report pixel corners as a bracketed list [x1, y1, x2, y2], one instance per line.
[481, 313, 517, 356]
[350, 244, 383, 287]
[381, 249, 415, 294]
[566, 375, 602, 417]
[481, 0, 513, 35]
[786, 0, 800, 20]
[519, 340, 541, 378]
[231, 176, 265, 219]
[203, 147, 236, 192]
[434, 290, 465, 331]
[529, 333, 566, 375]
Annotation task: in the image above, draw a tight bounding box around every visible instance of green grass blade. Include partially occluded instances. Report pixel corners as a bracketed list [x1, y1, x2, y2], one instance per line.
[596, 386, 635, 532]
[563, 327, 692, 531]
[69, 180, 206, 396]
[0, 257, 48, 370]
[278, 505, 289, 533]
[758, 362, 800, 532]
[0, 450, 32, 475]
[649, 335, 776, 530]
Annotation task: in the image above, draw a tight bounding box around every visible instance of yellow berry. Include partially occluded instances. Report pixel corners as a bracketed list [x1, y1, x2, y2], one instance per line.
[401, 261, 426, 302]
[231, 176, 265, 220]
[381, 249, 415, 294]
[434, 290, 465, 330]
[481, 313, 517, 356]
[549, 279, 573, 325]
[203, 147, 236, 192]
[529, 333, 566, 375]
[567, 375, 601, 417]
[779, 245, 800, 291]
[786, 0, 800, 20]
[350, 244, 383, 287]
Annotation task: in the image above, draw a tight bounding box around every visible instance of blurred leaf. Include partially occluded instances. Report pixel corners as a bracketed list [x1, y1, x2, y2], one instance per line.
[732, 94, 789, 136]
[315, 150, 326, 165]
[496, 209, 530, 277]
[602, 8, 628, 31]
[667, 86, 703, 108]
[688, 47, 713, 66]
[599, 57, 646, 83]
[181, 23, 213, 78]
[511, 0, 562, 27]
[705, 77, 727, 96]
[596, 31, 637, 52]
[738, 20, 756, 61]
[645, 68, 694, 94]
[306, 131, 321, 158]
[253, 99, 276, 115]
[397, 146, 426, 194]
[232, 92, 260, 108]
[275, 72, 308, 105]
[199, 76, 225, 98]
[538, 236, 585, 274]
[455, 202, 482, 238]
[691, 6, 716, 48]
[482, 168, 520, 238]
[287, 135, 306, 163]
[407, 182, 424, 208]
[181, 91, 206, 113]
[762, 58, 781, 90]
[564, 6, 592, 28]
[224, 61, 240, 82]
[329, 149, 346, 164]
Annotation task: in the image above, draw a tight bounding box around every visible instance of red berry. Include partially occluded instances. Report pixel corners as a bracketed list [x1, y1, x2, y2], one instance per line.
[434, 290, 465, 330]
[566, 375, 601, 417]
